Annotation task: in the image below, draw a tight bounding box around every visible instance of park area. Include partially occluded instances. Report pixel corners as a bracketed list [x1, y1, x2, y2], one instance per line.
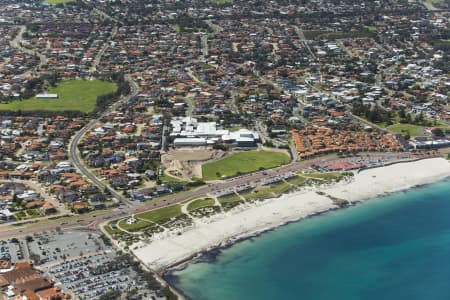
[0, 80, 117, 113]
[202, 149, 290, 180]
[46, 0, 76, 4]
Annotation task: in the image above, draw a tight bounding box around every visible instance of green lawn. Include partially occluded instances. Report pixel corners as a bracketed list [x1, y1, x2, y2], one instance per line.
[117, 219, 153, 232]
[228, 126, 245, 131]
[187, 198, 215, 211]
[136, 205, 182, 224]
[0, 80, 117, 113]
[104, 224, 124, 235]
[202, 150, 290, 180]
[46, 0, 76, 4]
[386, 124, 429, 136]
[364, 26, 378, 32]
[286, 176, 308, 186]
[218, 193, 242, 204]
[159, 174, 187, 185]
[386, 123, 449, 137]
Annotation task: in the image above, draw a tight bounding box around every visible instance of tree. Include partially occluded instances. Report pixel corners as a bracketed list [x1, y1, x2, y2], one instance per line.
[431, 128, 444, 137]
[404, 130, 411, 140]
[405, 113, 412, 124]
[398, 107, 406, 119]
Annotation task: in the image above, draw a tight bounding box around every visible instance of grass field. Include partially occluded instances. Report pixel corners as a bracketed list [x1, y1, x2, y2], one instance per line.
[286, 176, 308, 186]
[0, 80, 117, 113]
[136, 205, 182, 224]
[46, 0, 76, 4]
[187, 198, 215, 211]
[104, 225, 123, 235]
[202, 150, 290, 180]
[117, 219, 153, 232]
[218, 193, 242, 204]
[159, 174, 187, 185]
[386, 123, 449, 137]
[364, 25, 378, 32]
[386, 124, 429, 136]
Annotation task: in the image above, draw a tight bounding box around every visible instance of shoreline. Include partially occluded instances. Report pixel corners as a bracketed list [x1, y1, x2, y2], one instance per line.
[132, 157, 450, 277]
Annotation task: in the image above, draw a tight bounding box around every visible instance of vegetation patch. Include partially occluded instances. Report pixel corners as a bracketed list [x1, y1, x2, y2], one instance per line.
[202, 150, 290, 180]
[270, 182, 294, 195]
[163, 214, 193, 228]
[364, 25, 378, 32]
[159, 174, 186, 185]
[221, 201, 244, 211]
[117, 219, 153, 232]
[14, 209, 44, 220]
[104, 224, 123, 235]
[218, 193, 242, 204]
[0, 80, 117, 113]
[46, 0, 76, 4]
[187, 198, 215, 211]
[189, 206, 221, 218]
[386, 124, 430, 137]
[303, 30, 374, 40]
[240, 188, 274, 201]
[286, 176, 308, 186]
[136, 205, 182, 224]
[302, 172, 345, 181]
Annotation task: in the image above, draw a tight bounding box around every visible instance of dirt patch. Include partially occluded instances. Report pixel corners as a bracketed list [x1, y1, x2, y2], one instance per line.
[161, 149, 226, 180]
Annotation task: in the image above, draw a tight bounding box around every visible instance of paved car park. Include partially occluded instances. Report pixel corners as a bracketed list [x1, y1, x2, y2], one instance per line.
[28, 230, 108, 266]
[0, 239, 22, 263]
[44, 252, 155, 300]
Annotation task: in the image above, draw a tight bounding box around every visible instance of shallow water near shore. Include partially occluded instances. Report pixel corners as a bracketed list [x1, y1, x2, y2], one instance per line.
[169, 178, 450, 300]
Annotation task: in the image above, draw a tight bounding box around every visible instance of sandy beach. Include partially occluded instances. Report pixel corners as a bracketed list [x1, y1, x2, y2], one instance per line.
[133, 158, 450, 272]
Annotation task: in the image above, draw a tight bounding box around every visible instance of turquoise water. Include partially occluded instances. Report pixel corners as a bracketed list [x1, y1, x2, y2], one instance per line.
[170, 179, 450, 300]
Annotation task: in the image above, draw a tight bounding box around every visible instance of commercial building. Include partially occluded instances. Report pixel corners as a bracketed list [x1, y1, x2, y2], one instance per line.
[171, 117, 259, 148]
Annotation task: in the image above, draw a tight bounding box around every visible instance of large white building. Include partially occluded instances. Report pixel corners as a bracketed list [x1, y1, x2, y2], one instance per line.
[409, 138, 450, 149]
[170, 117, 259, 147]
[171, 117, 229, 138]
[36, 93, 59, 99]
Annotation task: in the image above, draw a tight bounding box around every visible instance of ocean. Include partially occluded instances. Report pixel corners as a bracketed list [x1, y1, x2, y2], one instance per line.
[168, 178, 450, 300]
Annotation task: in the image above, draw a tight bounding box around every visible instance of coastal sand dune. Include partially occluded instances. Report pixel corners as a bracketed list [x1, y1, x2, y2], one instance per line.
[133, 158, 450, 271]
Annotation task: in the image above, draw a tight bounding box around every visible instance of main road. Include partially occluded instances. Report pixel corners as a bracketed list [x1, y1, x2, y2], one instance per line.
[0, 150, 439, 239]
[68, 75, 139, 208]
